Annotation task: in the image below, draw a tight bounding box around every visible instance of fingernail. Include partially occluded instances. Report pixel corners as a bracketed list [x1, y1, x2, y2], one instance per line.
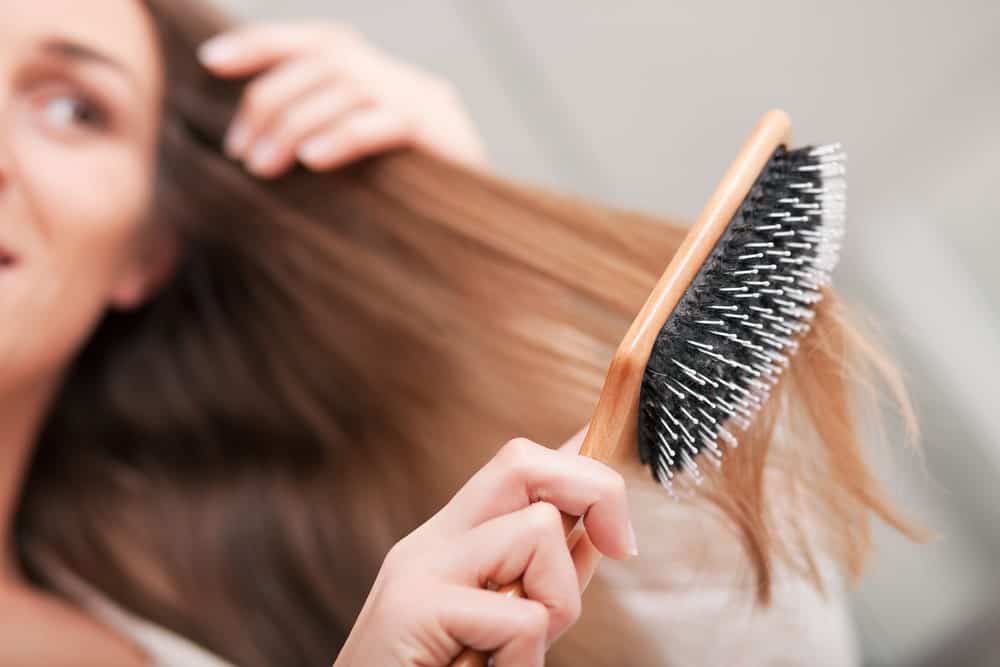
[298, 136, 337, 166]
[625, 520, 639, 557]
[225, 122, 250, 157]
[198, 36, 240, 66]
[248, 137, 277, 174]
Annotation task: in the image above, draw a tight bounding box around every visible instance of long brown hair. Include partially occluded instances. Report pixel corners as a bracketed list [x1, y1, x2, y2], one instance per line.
[15, 1, 920, 665]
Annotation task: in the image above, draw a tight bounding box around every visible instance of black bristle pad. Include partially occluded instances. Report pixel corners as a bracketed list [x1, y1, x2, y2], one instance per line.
[637, 144, 845, 488]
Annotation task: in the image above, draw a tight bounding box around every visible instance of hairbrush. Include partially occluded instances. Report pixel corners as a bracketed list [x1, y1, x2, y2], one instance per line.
[451, 109, 845, 666]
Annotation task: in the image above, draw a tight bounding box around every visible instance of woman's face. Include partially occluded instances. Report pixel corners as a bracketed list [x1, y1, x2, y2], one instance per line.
[0, 1, 166, 390]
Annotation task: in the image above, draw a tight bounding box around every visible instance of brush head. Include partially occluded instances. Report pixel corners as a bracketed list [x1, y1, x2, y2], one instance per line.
[636, 143, 845, 488]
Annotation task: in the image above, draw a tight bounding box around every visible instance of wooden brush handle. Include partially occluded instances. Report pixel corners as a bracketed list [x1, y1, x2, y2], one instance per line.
[449, 512, 583, 667]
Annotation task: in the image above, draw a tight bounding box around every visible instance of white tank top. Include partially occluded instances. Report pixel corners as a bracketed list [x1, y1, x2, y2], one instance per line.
[43, 563, 234, 667]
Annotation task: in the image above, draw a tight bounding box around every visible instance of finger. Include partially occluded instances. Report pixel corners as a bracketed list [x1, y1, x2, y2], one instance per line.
[570, 530, 603, 592]
[437, 438, 637, 561]
[449, 502, 581, 645]
[226, 56, 340, 159]
[438, 587, 547, 667]
[297, 106, 415, 172]
[558, 423, 608, 590]
[198, 22, 355, 77]
[243, 83, 371, 178]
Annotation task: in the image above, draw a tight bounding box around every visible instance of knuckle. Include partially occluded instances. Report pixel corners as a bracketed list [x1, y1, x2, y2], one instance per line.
[370, 576, 411, 623]
[277, 102, 320, 140]
[342, 78, 373, 105]
[563, 589, 582, 626]
[381, 539, 410, 577]
[337, 123, 365, 149]
[549, 590, 581, 637]
[320, 59, 347, 81]
[242, 81, 271, 116]
[608, 469, 628, 498]
[274, 112, 304, 142]
[294, 56, 327, 82]
[394, 110, 418, 135]
[499, 437, 537, 469]
[519, 600, 549, 639]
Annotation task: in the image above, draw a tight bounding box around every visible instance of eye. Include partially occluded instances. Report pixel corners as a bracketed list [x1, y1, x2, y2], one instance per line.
[40, 91, 108, 131]
[24, 81, 112, 137]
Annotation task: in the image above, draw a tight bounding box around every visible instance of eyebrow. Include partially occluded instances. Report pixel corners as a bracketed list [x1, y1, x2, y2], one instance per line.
[39, 38, 139, 90]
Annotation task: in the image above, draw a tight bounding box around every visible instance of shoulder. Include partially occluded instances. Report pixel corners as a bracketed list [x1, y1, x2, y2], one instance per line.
[0, 583, 147, 667]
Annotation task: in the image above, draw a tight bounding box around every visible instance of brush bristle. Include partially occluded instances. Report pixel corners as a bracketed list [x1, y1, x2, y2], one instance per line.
[637, 143, 846, 490]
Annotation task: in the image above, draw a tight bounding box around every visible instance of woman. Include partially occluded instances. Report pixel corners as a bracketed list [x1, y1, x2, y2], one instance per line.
[1, 0, 919, 665]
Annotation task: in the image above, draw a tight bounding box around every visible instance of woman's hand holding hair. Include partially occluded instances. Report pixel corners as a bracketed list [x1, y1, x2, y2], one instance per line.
[198, 20, 487, 178]
[333, 432, 638, 667]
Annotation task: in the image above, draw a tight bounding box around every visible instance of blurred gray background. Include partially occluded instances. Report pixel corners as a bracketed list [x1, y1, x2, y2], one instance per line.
[216, 1, 1000, 665]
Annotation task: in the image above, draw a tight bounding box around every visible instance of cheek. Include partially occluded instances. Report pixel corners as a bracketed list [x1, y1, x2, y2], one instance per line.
[15, 128, 153, 249]
[0, 128, 155, 387]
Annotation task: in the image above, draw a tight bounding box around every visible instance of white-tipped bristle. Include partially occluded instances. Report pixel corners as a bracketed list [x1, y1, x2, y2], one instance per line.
[638, 143, 846, 490]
